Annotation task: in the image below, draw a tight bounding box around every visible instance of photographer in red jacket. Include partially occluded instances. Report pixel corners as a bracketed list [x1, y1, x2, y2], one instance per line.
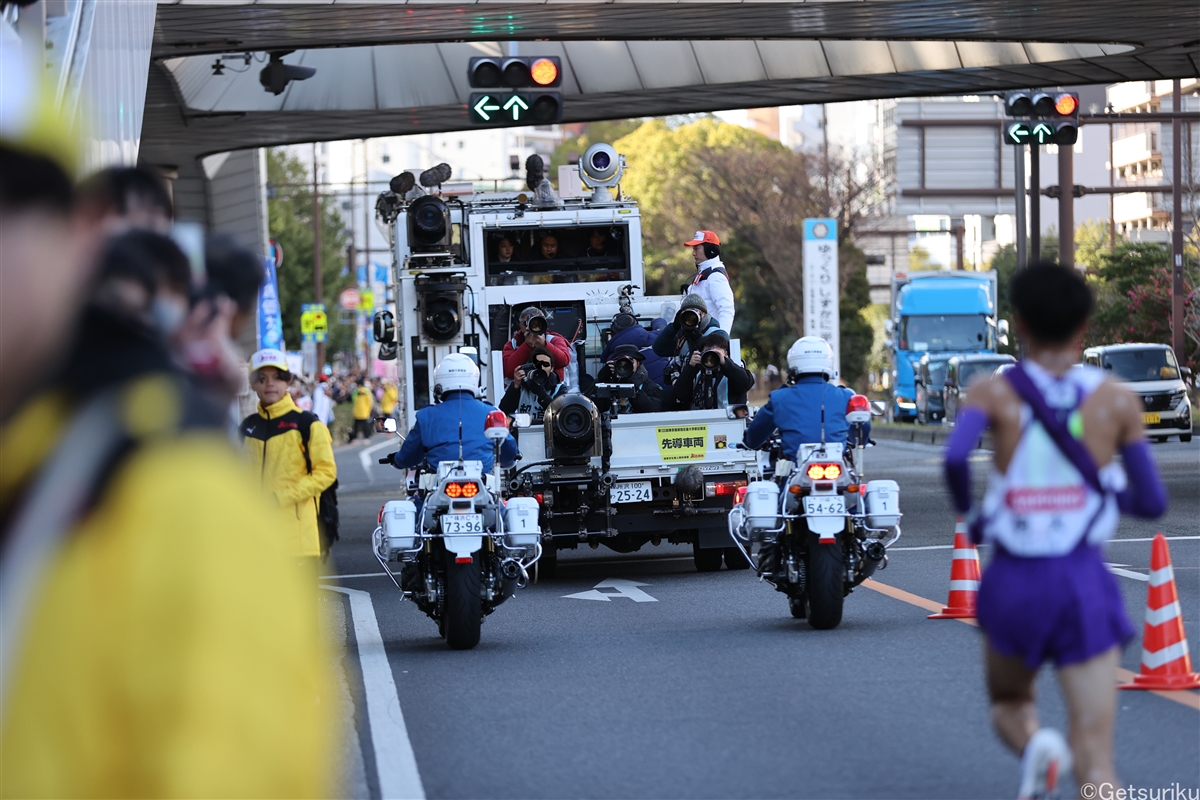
[501, 306, 571, 381]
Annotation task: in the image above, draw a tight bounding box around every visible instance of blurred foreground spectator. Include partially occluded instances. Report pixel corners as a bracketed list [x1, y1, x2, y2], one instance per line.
[0, 76, 333, 797]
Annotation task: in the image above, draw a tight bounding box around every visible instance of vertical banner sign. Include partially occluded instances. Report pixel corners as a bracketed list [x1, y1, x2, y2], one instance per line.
[802, 218, 840, 379]
[257, 242, 285, 351]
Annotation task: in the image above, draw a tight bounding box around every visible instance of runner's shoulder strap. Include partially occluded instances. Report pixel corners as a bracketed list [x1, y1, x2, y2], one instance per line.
[1005, 362, 1103, 494]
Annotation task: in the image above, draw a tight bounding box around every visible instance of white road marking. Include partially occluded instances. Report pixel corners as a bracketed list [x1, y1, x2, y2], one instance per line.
[564, 578, 658, 603]
[1108, 566, 1149, 582]
[889, 544, 954, 551]
[359, 438, 400, 484]
[1107, 536, 1200, 543]
[322, 572, 388, 580]
[321, 586, 425, 800]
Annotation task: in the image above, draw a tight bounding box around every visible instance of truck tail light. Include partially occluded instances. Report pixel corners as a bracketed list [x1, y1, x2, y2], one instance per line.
[705, 480, 748, 498]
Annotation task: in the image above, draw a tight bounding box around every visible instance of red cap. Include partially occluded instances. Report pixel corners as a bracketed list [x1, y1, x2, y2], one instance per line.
[685, 230, 720, 247]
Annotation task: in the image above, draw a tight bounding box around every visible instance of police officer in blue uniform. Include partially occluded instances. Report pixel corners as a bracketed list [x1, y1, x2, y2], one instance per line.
[744, 337, 869, 457]
[386, 353, 517, 473]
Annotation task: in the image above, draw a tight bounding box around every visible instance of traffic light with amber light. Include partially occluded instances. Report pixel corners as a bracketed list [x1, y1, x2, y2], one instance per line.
[1002, 90, 1079, 146]
[468, 56, 562, 126]
[469, 56, 561, 88]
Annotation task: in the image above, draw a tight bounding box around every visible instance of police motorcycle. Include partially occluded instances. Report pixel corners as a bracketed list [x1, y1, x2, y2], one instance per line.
[372, 411, 541, 650]
[728, 395, 901, 630]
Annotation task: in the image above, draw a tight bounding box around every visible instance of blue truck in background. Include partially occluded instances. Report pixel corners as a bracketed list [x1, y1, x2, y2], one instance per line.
[884, 270, 1007, 423]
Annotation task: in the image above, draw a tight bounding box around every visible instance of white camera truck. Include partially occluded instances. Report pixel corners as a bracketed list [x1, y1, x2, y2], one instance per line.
[372, 145, 761, 576]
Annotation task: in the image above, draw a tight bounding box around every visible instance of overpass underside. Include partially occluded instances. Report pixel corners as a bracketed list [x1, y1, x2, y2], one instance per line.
[131, 0, 1199, 248]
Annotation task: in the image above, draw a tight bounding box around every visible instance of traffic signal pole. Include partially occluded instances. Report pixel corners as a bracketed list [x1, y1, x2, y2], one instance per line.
[1029, 145, 1041, 262]
[1058, 141, 1074, 269]
[1171, 79, 1185, 364]
[1014, 143, 1027, 270]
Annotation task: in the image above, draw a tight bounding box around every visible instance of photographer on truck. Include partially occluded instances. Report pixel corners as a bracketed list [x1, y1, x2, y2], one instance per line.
[652, 294, 725, 386]
[670, 332, 755, 411]
[500, 346, 567, 423]
[502, 306, 572, 381]
[600, 310, 669, 387]
[592, 344, 665, 414]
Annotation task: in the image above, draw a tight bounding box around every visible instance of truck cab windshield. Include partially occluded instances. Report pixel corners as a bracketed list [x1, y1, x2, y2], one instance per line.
[485, 225, 631, 286]
[901, 315, 991, 352]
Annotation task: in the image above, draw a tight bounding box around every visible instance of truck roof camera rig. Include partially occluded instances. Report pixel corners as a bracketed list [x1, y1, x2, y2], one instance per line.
[416, 274, 466, 346]
[580, 143, 625, 204]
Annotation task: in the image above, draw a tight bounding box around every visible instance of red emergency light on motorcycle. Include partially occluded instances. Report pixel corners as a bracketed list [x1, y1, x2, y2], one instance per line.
[846, 394, 872, 425]
[484, 410, 510, 441]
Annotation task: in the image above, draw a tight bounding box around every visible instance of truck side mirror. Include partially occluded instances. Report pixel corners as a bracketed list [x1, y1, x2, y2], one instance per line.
[884, 319, 895, 335]
[997, 318, 1010, 346]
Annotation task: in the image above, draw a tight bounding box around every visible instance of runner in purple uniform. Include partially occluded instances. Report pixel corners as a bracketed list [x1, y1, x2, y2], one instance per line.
[943, 263, 1167, 799]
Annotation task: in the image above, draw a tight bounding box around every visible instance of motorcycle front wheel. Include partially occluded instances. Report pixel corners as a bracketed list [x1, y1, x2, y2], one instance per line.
[443, 552, 483, 650]
[804, 538, 845, 630]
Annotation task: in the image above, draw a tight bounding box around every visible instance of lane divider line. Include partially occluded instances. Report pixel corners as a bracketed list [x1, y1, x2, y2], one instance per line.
[359, 439, 400, 484]
[322, 585, 426, 799]
[861, 579, 1199, 711]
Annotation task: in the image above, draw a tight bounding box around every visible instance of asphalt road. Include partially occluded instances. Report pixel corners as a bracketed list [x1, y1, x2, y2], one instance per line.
[322, 436, 1199, 799]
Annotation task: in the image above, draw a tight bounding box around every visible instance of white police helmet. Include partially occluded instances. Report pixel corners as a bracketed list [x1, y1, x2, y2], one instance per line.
[433, 353, 480, 398]
[786, 336, 835, 379]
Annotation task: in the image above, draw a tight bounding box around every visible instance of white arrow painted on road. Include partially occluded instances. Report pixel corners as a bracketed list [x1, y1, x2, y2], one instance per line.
[563, 578, 657, 603]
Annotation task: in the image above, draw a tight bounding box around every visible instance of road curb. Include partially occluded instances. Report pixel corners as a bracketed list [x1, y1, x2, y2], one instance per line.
[872, 423, 992, 450]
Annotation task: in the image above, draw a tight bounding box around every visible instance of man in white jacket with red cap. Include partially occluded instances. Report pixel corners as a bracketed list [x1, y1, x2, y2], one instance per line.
[684, 229, 735, 334]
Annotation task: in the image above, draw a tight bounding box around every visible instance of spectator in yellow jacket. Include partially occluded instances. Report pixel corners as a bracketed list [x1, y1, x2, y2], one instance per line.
[349, 376, 375, 442]
[240, 349, 337, 561]
[381, 380, 399, 418]
[0, 125, 332, 797]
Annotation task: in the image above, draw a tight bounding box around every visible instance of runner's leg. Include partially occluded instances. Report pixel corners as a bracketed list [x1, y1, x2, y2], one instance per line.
[985, 642, 1040, 754]
[1056, 646, 1119, 789]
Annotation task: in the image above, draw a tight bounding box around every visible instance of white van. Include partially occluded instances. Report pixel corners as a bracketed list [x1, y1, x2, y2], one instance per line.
[1082, 343, 1192, 442]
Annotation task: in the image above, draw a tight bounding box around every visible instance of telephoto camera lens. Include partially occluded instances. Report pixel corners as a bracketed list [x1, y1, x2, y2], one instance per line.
[679, 308, 702, 330]
[701, 350, 721, 370]
[526, 314, 548, 335]
[558, 405, 590, 437]
[613, 355, 636, 381]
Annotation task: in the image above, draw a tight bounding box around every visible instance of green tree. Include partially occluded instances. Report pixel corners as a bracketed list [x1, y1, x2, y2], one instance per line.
[839, 241, 874, 388]
[908, 246, 939, 271]
[266, 148, 354, 360]
[614, 118, 873, 381]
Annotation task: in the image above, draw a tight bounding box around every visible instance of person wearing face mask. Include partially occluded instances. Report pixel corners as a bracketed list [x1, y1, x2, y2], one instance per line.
[0, 84, 332, 795]
[500, 346, 567, 423]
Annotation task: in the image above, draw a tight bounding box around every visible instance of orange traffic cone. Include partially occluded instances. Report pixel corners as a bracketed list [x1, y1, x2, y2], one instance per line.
[1120, 533, 1200, 691]
[929, 518, 981, 619]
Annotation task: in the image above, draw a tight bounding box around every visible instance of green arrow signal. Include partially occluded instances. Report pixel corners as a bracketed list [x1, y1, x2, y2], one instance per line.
[503, 94, 529, 120]
[473, 95, 500, 121]
[1006, 122, 1029, 144]
[1032, 123, 1054, 144]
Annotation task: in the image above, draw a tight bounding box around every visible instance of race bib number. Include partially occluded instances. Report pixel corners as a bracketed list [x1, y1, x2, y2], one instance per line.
[656, 425, 708, 462]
